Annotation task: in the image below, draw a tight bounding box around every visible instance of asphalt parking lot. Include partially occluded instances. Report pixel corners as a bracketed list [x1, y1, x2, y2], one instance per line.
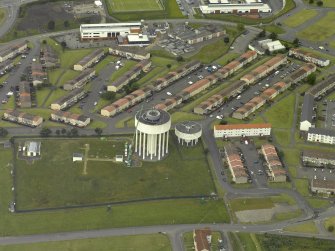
[236, 141, 268, 188]
[298, 165, 335, 182]
[325, 101, 335, 129]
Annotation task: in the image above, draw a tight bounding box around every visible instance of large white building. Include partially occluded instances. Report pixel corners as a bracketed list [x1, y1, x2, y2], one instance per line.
[200, 0, 271, 14]
[135, 109, 171, 161]
[214, 123, 272, 138]
[80, 23, 142, 40]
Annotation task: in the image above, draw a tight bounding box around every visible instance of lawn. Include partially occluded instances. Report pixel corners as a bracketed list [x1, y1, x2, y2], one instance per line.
[273, 129, 291, 147]
[189, 38, 230, 64]
[109, 0, 183, 20]
[263, 24, 285, 34]
[0, 8, 7, 26]
[264, 94, 295, 129]
[0, 234, 172, 251]
[215, 52, 239, 66]
[304, 0, 335, 7]
[295, 178, 310, 197]
[106, 0, 163, 12]
[283, 9, 318, 27]
[284, 221, 318, 234]
[306, 198, 331, 209]
[110, 60, 137, 81]
[183, 231, 222, 251]
[15, 136, 216, 210]
[298, 12, 335, 41]
[274, 210, 302, 221]
[324, 216, 335, 235]
[256, 234, 335, 251]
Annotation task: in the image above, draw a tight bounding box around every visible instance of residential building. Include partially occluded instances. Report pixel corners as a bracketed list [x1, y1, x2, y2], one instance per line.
[63, 68, 95, 90]
[73, 153, 83, 162]
[193, 228, 212, 251]
[194, 80, 247, 115]
[311, 179, 335, 195]
[261, 144, 287, 182]
[50, 88, 88, 111]
[31, 62, 47, 86]
[109, 46, 150, 60]
[289, 48, 330, 67]
[307, 128, 335, 145]
[73, 49, 105, 71]
[80, 23, 142, 40]
[284, 63, 316, 84]
[200, 0, 271, 14]
[152, 60, 201, 91]
[117, 34, 151, 46]
[51, 110, 90, 127]
[3, 110, 43, 127]
[300, 93, 316, 131]
[302, 150, 335, 168]
[0, 41, 28, 62]
[307, 74, 335, 99]
[214, 123, 272, 138]
[240, 54, 287, 84]
[224, 144, 248, 184]
[18, 81, 32, 108]
[107, 59, 151, 92]
[0, 60, 14, 76]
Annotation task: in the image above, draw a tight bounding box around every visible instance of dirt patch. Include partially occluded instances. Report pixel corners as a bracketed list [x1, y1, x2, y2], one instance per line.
[235, 204, 299, 223]
[16, 1, 101, 32]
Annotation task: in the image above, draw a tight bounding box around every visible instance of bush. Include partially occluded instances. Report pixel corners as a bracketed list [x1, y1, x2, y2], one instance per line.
[328, 225, 334, 232]
[317, 0, 323, 6]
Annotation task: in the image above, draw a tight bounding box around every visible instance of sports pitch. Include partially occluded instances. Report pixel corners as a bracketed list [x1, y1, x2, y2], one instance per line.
[107, 0, 164, 12]
[14, 137, 215, 210]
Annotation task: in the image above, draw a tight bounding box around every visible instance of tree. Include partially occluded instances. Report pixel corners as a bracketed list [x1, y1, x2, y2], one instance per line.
[42, 40, 47, 44]
[328, 225, 334, 232]
[307, 73, 316, 85]
[176, 55, 184, 62]
[64, 20, 70, 28]
[47, 20, 55, 30]
[61, 128, 67, 135]
[269, 32, 278, 40]
[219, 120, 227, 125]
[60, 41, 67, 51]
[223, 36, 230, 44]
[95, 127, 103, 136]
[293, 38, 300, 47]
[101, 91, 115, 101]
[70, 128, 78, 137]
[237, 23, 245, 31]
[55, 129, 60, 136]
[317, 0, 323, 6]
[40, 127, 52, 137]
[309, 0, 314, 3]
[166, 64, 172, 69]
[258, 29, 266, 38]
[0, 128, 8, 137]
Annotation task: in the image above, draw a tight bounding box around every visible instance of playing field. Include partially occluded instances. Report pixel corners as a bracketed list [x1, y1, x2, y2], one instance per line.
[108, 0, 163, 12]
[15, 136, 215, 210]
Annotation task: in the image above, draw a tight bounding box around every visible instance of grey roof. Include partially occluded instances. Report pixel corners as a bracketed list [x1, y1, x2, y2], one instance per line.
[303, 149, 335, 161]
[175, 121, 202, 134]
[301, 93, 314, 123]
[73, 153, 83, 158]
[308, 127, 335, 137]
[136, 109, 170, 125]
[308, 74, 335, 97]
[28, 141, 41, 153]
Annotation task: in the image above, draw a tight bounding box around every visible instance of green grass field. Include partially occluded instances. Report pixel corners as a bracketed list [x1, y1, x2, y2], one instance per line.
[298, 12, 335, 41]
[107, 0, 163, 12]
[0, 8, 7, 26]
[283, 9, 318, 27]
[15, 136, 215, 210]
[284, 221, 318, 234]
[0, 234, 172, 251]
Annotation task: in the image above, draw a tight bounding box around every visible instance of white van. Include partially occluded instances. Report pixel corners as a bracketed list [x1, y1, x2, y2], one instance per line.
[166, 92, 172, 96]
[236, 95, 241, 100]
[188, 81, 193, 85]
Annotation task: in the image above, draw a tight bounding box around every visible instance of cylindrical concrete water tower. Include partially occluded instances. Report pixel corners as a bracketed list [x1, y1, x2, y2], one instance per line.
[135, 109, 171, 160]
[175, 121, 202, 146]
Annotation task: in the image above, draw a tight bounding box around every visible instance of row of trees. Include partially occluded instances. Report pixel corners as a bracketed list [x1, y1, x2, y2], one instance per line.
[40, 127, 103, 137]
[309, 0, 324, 6]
